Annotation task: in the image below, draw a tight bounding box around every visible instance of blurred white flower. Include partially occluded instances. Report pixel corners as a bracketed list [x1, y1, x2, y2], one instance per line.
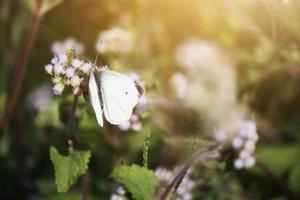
[80, 62, 92, 74]
[71, 58, 84, 69]
[110, 186, 126, 200]
[174, 38, 239, 142]
[118, 120, 131, 131]
[65, 67, 75, 78]
[95, 27, 134, 54]
[175, 38, 224, 71]
[52, 84, 64, 95]
[118, 114, 142, 132]
[170, 72, 188, 99]
[232, 136, 244, 149]
[57, 53, 68, 64]
[244, 156, 256, 168]
[233, 120, 259, 170]
[244, 140, 256, 153]
[234, 158, 244, 169]
[70, 75, 83, 87]
[51, 37, 84, 55]
[44, 64, 53, 75]
[28, 84, 53, 111]
[53, 63, 65, 75]
[50, 56, 59, 65]
[138, 95, 148, 109]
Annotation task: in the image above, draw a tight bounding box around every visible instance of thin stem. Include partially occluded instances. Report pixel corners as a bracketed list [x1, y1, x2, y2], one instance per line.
[0, 0, 44, 136]
[68, 94, 79, 140]
[82, 171, 90, 200]
[155, 147, 220, 200]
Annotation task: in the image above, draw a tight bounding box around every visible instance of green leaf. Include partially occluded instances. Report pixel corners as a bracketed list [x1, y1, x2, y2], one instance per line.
[112, 164, 159, 200]
[50, 146, 91, 193]
[256, 145, 300, 176]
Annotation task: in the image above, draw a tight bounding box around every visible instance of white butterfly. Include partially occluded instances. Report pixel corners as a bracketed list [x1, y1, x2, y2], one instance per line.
[89, 67, 143, 127]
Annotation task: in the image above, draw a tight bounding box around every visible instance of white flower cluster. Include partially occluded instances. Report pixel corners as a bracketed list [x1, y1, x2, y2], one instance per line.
[155, 167, 195, 200]
[118, 113, 142, 132]
[110, 186, 126, 200]
[44, 53, 92, 95]
[51, 37, 84, 55]
[233, 120, 259, 170]
[95, 27, 133, 54]
[173, 38, 242, 142]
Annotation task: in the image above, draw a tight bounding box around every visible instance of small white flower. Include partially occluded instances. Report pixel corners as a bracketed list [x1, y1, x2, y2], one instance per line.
[58, 53, 68, 64]
[73, 86, 81, 95]
[53, 84, 64, 95]
[244, 156, 256, 168]
[118, 121, 131, 131]
[70, 75, 82, 87]
[234, 158, 244, 169]
[53, 64, 65, 75]
[51, 56, 59, 65]
[249, 133, 259, 141]
[65, 67, 75, 78]
[138, 95, 148, 108]
[71, 59, 83, 68]
[239, 150, 250, 159]
[214, 128, 227, 142]
[44, 64, 53, 75]
[132, 122, 142, 131]
[130, 114, 139, 123]
[170, 72, 188, 99]
[51, 41, 63, 54]
[244, 140, 256, 153]
[95, 27, 133, 54]
[80, 62, 92, 73]
[232, 136, 244, 149]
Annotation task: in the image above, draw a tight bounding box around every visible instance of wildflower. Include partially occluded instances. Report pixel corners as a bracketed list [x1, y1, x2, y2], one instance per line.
[71, 58, 83, 69]
[118, 114, 142, 132]
[65, 67, 75, 78]
[44, 64, 53, 75]
[110, 186, 126, 200]
[80, 62, 92, 74]
[50, 56, 59, 65]
[53, 63, 65, 75]
[57, 53, 68, 63]
[232, 136, 244, 149]
[51, 37, 84, 55]
[170, 72, 188, 99]
[70, 75, 82, 87]
[95, 27, 133, 54]
[234, 158, 244, 169]
[233, 120, 259, 170]
[244, 156, 256, 168]
[52, 84, 64, 95]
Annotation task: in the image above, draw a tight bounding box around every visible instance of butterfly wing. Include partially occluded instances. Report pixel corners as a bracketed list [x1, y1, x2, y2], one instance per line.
[89, 72, 103, 126]
[100, 69, 140, 125]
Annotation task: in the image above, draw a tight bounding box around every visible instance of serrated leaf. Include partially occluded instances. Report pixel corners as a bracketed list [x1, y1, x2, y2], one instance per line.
[50, 146, 91, 193]
[112, 164, 159, 200]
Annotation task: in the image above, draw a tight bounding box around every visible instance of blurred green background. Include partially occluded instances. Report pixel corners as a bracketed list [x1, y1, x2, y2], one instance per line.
[1, 0, 300, 199]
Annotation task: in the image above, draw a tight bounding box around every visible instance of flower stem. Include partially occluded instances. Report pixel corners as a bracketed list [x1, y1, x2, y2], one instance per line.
[68, 94, 79, 143]
[0, 0, 44, 136]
